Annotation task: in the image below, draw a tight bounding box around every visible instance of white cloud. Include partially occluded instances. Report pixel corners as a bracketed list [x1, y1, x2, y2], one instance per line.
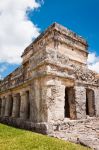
[0, 0, 41, 64]
[88, 52, 99, 73]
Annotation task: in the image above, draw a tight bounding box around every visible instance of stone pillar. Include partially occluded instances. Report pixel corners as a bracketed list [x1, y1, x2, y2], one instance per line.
[47, 79, 65, 122]
[5, 96, 9, 117]
[5, 95, 13, 117]
[29, 88, 34, 122]
[75, 86, 86, 119]
[94, 88, 99, 117]
[20, 91, 29, 119]
[0, 98, 2, 116]
[29, 79, 48, 123]
[1, 97, 6, 117]
[12, 94, 20, 118]
[29, 80, 40, 123]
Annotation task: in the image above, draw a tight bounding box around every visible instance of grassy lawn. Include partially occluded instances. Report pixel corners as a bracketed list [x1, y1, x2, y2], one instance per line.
[0, 123, 91, 150]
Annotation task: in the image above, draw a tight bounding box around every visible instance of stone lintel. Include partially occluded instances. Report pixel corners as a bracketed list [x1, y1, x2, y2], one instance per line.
[75, 81, 99, 88]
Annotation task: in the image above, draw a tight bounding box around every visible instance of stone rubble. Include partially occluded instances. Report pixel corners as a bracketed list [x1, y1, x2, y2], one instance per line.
[49, 118, 99, 150]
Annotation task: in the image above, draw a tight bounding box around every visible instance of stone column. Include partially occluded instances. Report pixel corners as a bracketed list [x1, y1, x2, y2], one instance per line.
[0, 98, 2, 116]
[12, 94, 20, 118]
[5, 95, 13, 117]
[5, 96, 9, 117]
[1, 97, 6, 117]
[47, 79, 65, 122]
[29, 80, 40, 123]
[20, 91, 29, 119]
[75, 86, 86, 119]
[29, 88, 34, 122]
[94, 88, 99, 117]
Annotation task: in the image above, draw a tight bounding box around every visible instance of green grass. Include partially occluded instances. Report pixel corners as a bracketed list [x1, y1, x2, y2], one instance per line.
[0, 123, 91, 150]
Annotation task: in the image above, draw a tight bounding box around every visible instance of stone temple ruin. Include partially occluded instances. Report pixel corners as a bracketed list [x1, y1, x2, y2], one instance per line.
[0, 23, 99, 137]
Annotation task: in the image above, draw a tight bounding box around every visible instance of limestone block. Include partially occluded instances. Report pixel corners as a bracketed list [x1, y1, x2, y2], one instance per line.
[5, 97, 9, 117]
[12, 94, 20, 118]
[1, 97, 6, 117]
[30, 79, 48, 123]
[94, 88, 99, 117]
[20, 91, 29, 119]
[47, 78, 65, 122]
[0, 99, 2, 116]
[5, 95, 13, 117]
[75, 86, 86, 119]
[29, 80, 40, 122]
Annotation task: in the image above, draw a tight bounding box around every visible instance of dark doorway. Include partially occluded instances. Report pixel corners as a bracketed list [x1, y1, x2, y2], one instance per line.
[86, 89, 95, 117]
[65, 88, 70, 118]
[64, 87, 76, 119]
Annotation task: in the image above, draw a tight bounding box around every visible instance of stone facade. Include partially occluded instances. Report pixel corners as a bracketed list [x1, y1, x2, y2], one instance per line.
[0, 22, 99, 135]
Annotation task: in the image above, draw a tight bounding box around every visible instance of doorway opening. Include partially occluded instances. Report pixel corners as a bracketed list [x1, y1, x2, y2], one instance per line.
[86, 89, 95, 117]
[64, 87, 76, 119]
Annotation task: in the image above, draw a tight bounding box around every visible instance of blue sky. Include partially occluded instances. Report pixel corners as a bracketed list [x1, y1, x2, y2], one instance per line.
[30, 0, 99, 54]
[0, 0, 99, 78]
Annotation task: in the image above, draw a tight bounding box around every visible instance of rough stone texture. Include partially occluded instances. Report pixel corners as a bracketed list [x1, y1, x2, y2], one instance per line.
[12, 94, 20, 118]
[94, 88, 99, 117]
[47, 78, 65, 122]
[20, 91, 29, 119]
[1, 97, 6, 117]
[75, 86, 86, 119]
[0, 22, 99, 149]
[5, 95, 13, 117]
[49, 118, 99, 150]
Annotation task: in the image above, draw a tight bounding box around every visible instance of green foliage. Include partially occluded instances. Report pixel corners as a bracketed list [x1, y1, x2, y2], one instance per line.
[0, 124, 91, 150]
